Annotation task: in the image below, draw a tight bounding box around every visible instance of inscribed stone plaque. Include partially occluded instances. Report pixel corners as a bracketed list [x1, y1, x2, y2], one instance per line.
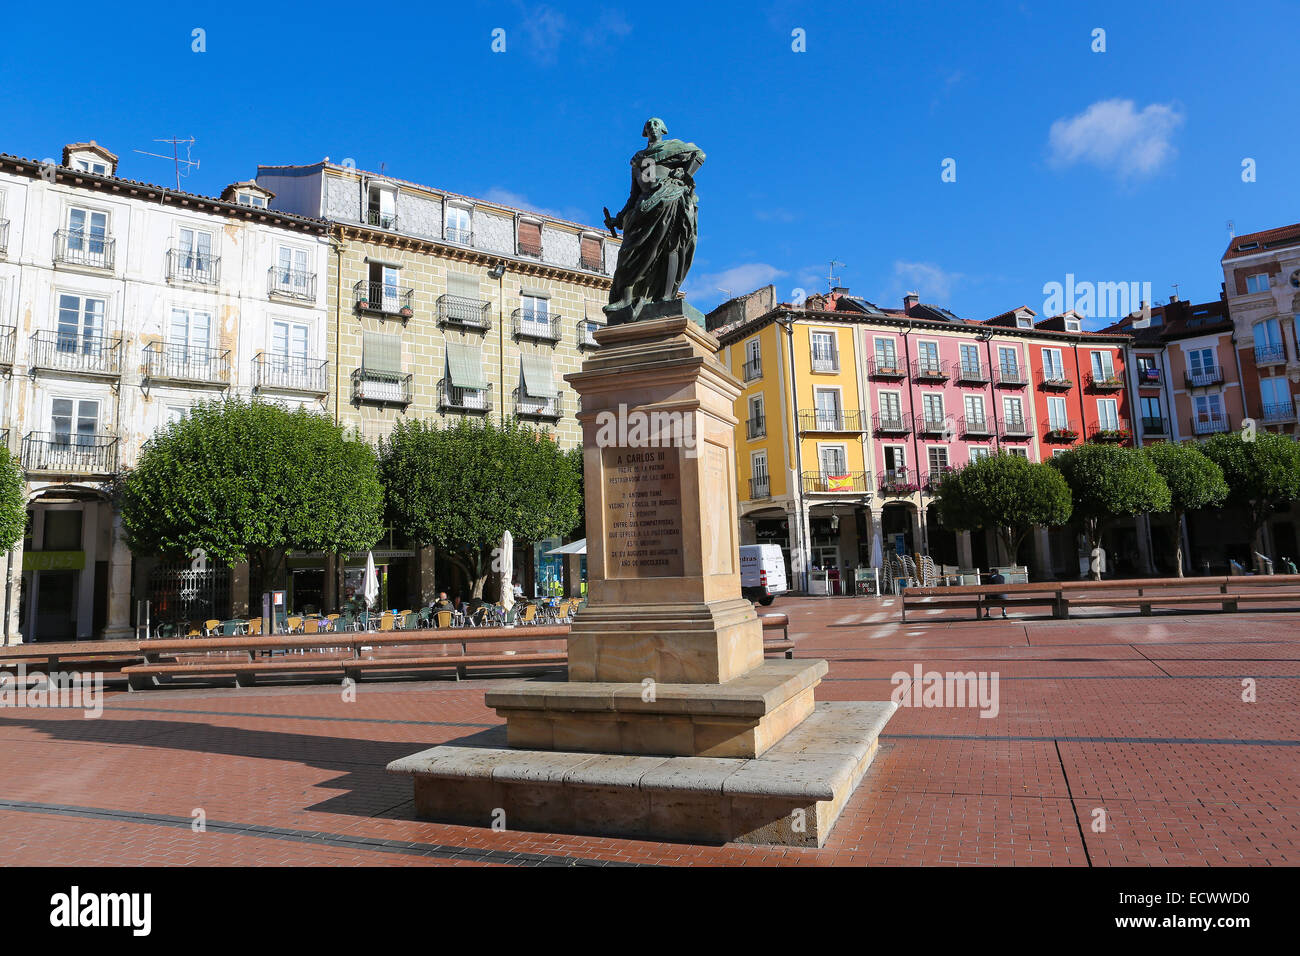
[602, 446, 684, 578]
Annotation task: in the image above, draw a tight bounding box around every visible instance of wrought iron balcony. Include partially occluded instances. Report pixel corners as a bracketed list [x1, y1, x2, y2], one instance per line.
[924, 467, 958, 491]
[1086, 370, 1125, 390]
[912, 359, 949, 382]
[54, 229, 115, 270]
[166, 248, 220, 285]
[1038, 370, 1074, 390]
[1043, 421, 1080, 442]
[437, 294, 492, 331]
[1136, 367, 1162, 388]
[143, 343, 231, 386]
[994, 365, 1027, 387]
[513, 386, 562, 420]
[579, 320, 602, 349]
[955, 361, 988, 384]
[1184, 367, 1223, 389]
[0, 325, 14, 367]
[1190, 414, 1229, 435]
[438, 378, 493, 414]
[799, 409, 864, 432]
[1254, 344, 1286, 366]
[517, 235, 544, 259]
[365, 208, 398, 230]
[810, 350, 840, 373]
[0, 219, 9, 256]
[354, 281, 414, 318]
[872, 411, 910, 435]
[444, 227, 473, 246]
[1086, 420, 1131, 443]
[916, 414, 950, 436]
[749, 476, 770, 500]
[742, 357, 762, 381]
[801, 470, 871, 494]
[868, 356, 906, 379]
[268, 267, 317, 301]
[1260, 402, 1298, 424]
[1000, 416, 1030, 438]
[878, 468, 920, 495]
[512, 310, 561, 343]
[960, 415, 992, 437]
[351, 367, 412, 407]
[580, 251, 605, 273]
[22, 431, 119, 476]
[1141, 416, 1169, 436]
[746, 416, 766, 439]
[252, 354, 329, 396]
[30, 330, 121, 377]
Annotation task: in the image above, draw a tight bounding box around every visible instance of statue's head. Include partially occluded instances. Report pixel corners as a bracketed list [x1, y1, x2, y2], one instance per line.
[642, 117, 667, 139]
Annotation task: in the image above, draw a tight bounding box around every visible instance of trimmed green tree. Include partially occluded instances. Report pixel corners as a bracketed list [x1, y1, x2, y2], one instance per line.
[118, 399, 385, 587]
[933, 453, 1072, 567]
[1200, 429, 1300, 555]
[0, 451, 27, 552]
[1143, 442, 1229, 577]
[1049, 444, 1171, 579]
[379, 418, 582, 598]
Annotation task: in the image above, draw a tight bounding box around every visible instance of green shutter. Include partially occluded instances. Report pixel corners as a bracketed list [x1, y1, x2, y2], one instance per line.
[362, 332, 401, 373]
[446, 342, 487, 390]
[520, 354, 556, 397]
[447, 272, 480, 300]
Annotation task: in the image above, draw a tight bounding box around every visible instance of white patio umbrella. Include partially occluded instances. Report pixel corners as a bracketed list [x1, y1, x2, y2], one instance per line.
[500, 530, 514, 613]
[362, 550, 379, 628]
[871, 527, 883, 569]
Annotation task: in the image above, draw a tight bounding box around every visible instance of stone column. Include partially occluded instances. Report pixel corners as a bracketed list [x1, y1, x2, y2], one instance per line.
[102, 512, 134, 639]
[3, 538, 24, 646]
[1134, 514, 1156, 576]
[77, 503, 97, 640]
[1032, 526, 1056, 580]
[956, 530, 973, 570]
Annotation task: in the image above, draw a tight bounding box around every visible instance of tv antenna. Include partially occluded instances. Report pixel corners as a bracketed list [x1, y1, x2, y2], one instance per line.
[1226, 219, 1235, 239]
[133, 136, 200, 189]
[717, 287, 734, 300]
[827, 259, 845, 291]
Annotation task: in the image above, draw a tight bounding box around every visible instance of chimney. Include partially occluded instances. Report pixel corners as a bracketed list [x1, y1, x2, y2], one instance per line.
[831, 286, 849, 295]
[903, 292, 920, 312]
[1169, 294, 1178, 304]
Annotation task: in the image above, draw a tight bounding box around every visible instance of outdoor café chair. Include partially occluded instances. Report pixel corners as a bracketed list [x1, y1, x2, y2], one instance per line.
[519, 604, 538, 625]
[203, 619, 221, 636]
[286, 616, 303, 634]
[378, 612, 396, 632]
[434, 610, 453, 629]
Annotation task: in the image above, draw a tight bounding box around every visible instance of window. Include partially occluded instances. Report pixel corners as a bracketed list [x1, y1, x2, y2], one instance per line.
[75, 159, 107, 175]
[1065, 318, 1081, 332]
[1096, 399, 1119, 431]
[580, 234, 603, 271]
[446, 205, 471, 244]
[1006, 447, 1029, 458]
[1002, 396, 1024, 426]
[165, 405, 188, 425]
[1042, 348, 1065, 380]
[1016, 316, 1031, 328]
[1194, 393, 1223, 422]
[748, 395, 765, 437]
[874, 337, 897, 371]
[237, 192, 266, 208]
[922, 393, 944, 426]
[66, 206, 108, 256]
[520, 293, 550, 333]
[1245, 273, 1270, 294]
[1140, 396, 1162, 421]
[51, 398, 99, 445]
[277, 245, 311, 294]
[1047, 396, 1068, 430]
[1090, 351, 1114, 379]
[917, 341, 940, 374]
[1187, 347, 1216, 379]
[56, 294, 105, 352]
[998, 346, 1019, 377]
[810, 331, 837, 371]
[963, 394, 984, 425]
[369, 262, 402, 313]
[751, 452, 769, 496]
[969, 446, 991, 463]
[517, 219, 543, 257]
[1261, 377, 1291, 410]
[959, 343, 980, 376]
[818, 444, 847, 477]
[367, 185, 397, 229]
[927, 446, 949, 473]
[168, 308, 212, 368]
[177, 227, 214, 279]
[814, 388, 842, 429]
[882, 445, 906, 477]
[744, 338, 761, 379]
[270, 320, 310, 372]
[878, 391, 901, 423]
[1136, 355, 1158, 382]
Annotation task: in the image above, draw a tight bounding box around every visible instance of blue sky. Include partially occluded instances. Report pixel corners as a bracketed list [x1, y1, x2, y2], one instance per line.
[2, 0, 1294, 324]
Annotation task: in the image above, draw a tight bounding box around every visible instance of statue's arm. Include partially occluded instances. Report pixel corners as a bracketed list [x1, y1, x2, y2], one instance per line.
[612, 168, 639, 225]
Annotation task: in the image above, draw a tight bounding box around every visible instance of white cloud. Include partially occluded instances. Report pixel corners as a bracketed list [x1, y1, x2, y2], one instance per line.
[1048, 98, 1185, 178]
[482, 187, 588, 225]
[684, 263, 788, 303]
[892, 261, 963, 302]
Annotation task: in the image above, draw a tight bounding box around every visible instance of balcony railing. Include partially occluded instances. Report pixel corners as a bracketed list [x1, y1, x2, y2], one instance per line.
[1038, 370, 1074, 390]
[955, 361, 988, 384]
[517, 235, 543, 259]
[1255, 344, 1286, 366]
[21, 431, 119, 476]
[810, 350, 840, 373]
[746, 416, 766, 439]
[1141, 416, 1169, 436]
[1087, 420, 1131, 443]
[438, 378, 493, 414]
[878, 468, 920, 495]
[1260, 402, 1298, 424]
[916, 414, 949, 436]
[872, 411, 910, 435]
[1086, 370, 1125, 391]
[0, 325, 14, 366]
[1136, 367, 1162, 388]
[960, 415, 992, 437]
[868, 357, 906, 379]
[54, 229, 115, 270]
[512, 310, 561, 343]
[1000, 416, 1030, 438]
[1044, 421, 1080, 442]
[30, 331, 121, 377]
[354, 280, 414, 318]
[924, 467, 958, 491]
[1184, 367, 1223, 389]
[749, 476, 771, 500]
[513, 387, 562, 420]
[742, 357, 762, 381]
[994, 365, 1027, 387]
[437, 294, 492, 331]
[268, 267, 317, 301]
[579, 321, 602, 349]
[912, 359, 949, 382]
[799, 409, 865, 432]
[801, 471, 871, 494]
[445, 227, 472, 246]
[252, 354, 328, 396]
[143, 343, 231, 386]
[166, 248, 220, 285]
[365, 208, 398, 231]
[0, 219, 10, 256]
[1191, 414, 1230, 435]
[580, 252, 605, 273]
[351, 368, 412, 407]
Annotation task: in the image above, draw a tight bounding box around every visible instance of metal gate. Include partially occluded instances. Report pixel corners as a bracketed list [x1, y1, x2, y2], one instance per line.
[148, 561, 231, 625]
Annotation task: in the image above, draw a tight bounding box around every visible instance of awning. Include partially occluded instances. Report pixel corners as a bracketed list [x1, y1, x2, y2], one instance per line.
[446, 342, 487, 390]
[521, 354, 557, 398]
[544, 538, 587, 555]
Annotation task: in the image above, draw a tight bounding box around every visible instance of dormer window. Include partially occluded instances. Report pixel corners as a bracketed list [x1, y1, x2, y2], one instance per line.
[62, 142, 118, 177]
[239, 192, 266, 208]
[75, 159, 107, 175]
[445, 203, 472, 244]
[366, 183, 398, 230]
[221, 181, 275, 208]
[1016, 316, 1031, 328]
[1065, 319, 1081, 332]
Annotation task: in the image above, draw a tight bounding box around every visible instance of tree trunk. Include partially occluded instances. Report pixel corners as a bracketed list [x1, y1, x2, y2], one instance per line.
[1173, 509, 1185, 578]
[1087, 519, 1102, 580]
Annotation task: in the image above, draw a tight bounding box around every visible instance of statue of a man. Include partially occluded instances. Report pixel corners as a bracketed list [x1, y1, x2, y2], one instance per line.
[602, 118, 705, 324]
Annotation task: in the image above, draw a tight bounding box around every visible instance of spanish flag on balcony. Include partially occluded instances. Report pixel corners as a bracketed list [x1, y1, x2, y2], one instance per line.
[826, 473, 852, 492]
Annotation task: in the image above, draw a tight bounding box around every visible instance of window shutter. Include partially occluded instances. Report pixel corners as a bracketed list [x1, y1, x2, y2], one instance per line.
[362, 332, 402, 373]
[580, 235, 602, 267]
[447, 272, 480, 300]
[518, 220, 542, 256]
[446, 342, 488, 390]
[520, 354, 557, 397]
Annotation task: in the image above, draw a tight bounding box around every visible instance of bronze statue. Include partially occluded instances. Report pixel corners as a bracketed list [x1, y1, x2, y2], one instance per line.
[602, 118, 706, 325]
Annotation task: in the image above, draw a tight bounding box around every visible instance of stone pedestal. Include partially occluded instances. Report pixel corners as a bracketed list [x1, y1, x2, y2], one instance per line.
[388, 309, 895, 846]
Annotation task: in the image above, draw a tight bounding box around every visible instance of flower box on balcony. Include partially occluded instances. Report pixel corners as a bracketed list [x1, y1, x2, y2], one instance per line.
[357, 300, 370, 310]
[1089, 428, 1130, 443]
[879, 481, 920, 494]
[399, 306, 413, 318]
[1045, 428, 1078, 442]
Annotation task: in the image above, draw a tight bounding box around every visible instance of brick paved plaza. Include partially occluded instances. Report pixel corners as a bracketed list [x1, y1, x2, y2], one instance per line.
[0, 597, 1295, 867]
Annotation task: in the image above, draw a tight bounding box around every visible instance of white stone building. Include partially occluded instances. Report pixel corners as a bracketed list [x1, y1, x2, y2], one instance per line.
[0, 141, 330, 643]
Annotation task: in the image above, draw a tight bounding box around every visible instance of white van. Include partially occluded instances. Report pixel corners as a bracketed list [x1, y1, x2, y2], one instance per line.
[739, 544, 788, 605]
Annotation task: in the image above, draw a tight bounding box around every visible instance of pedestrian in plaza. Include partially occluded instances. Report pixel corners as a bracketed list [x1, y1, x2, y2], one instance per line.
[983, 569, 1008, 619]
